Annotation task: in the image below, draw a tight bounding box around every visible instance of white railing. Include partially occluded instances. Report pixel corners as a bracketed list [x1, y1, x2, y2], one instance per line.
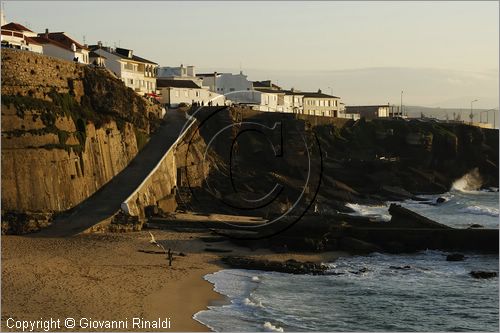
[120, 112, 197, 215]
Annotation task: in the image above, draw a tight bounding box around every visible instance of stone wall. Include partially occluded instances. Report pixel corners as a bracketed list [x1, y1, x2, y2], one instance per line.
[1, 49, 86, 102]
[1, 49, 162, 213]
[121, 117, 210, 217]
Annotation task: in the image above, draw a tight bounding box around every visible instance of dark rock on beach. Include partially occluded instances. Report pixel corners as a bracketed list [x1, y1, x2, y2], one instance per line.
[221, 256, 329, 275]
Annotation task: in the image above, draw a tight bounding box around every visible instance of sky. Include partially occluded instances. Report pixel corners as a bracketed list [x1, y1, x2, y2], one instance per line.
[3, 1, 499, 108]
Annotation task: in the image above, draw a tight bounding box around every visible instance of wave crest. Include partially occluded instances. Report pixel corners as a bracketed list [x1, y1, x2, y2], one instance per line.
[452, 168, 483, 192]
[243, 297, 264, 308]
[460, 205, 499, 217]
[263, 322, 284, 332]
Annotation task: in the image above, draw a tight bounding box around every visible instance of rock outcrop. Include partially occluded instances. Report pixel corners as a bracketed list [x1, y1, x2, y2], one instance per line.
[221, 256, 329, 275]
[1, 49, 163, 231]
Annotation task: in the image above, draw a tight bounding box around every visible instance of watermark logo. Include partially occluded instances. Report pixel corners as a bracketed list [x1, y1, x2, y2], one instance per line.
[176, 91, 323, 239]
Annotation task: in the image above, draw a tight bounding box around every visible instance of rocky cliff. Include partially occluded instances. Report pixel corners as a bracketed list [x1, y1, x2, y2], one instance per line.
[182, 107, 499, 218]
[1, 49, 163, 220]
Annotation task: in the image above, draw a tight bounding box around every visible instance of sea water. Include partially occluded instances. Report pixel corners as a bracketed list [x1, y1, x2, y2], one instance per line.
[194, 190, 499, 331]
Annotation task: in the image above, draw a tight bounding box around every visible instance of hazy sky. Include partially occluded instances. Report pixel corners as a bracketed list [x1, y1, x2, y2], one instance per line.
[3, 1, 499, 108]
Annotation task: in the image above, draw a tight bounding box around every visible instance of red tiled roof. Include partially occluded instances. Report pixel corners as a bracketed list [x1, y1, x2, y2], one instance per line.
[37, 32, 88, 51]
[30, 36, 71, 51]
[23, 36, 42, 45]
[1, 22, 33, 32]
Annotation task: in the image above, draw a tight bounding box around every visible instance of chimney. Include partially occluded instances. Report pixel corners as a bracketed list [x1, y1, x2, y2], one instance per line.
[44, 28, 49, 38]
[98, 40, 102, 48]
[291, 87, 294, 92]
[318, 89, 322, 94]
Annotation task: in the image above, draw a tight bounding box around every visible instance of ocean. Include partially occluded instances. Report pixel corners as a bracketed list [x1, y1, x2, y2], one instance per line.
[194, 188, 499, 332]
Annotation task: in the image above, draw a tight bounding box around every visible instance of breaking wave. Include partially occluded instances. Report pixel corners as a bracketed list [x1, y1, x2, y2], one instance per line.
[344, 203, 391, 221]
[243, 297, 264, 308]
[460, 205, 499, 217]
[263, 322, 284, 332]
[452, 168, 483, 192]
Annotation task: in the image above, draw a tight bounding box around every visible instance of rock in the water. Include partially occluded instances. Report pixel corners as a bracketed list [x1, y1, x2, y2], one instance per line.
[446, 253, 465, 261]
[350, 267, 369, 274]
[436, 197, 447, 204]
[389, 265, 411, 270]
[470, 271, 497, 279]
[468, 224, 484, 229]
[222, 256, 328, 275]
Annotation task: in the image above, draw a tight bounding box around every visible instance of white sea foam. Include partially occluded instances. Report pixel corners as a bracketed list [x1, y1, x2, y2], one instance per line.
[452, 168, 483, 192]
[460, 205, 499, 217]
[345, 203, 391, 221]
[252, 276, 260, 282]
[263, 322, 284, 332]
[243, 297, 263, 308]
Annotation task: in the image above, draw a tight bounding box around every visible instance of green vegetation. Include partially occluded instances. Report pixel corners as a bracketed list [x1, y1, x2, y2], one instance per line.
[134, 127, 149, 151]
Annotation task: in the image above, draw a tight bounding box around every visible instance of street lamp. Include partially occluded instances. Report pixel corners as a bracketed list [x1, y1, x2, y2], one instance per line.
[328, 86, 334, 96]
[400, 90, 404, 117]
[470, 99, 478, 124]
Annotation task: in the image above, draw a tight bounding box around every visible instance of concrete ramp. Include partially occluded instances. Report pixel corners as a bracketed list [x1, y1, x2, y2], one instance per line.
[38, 110, 193, 237]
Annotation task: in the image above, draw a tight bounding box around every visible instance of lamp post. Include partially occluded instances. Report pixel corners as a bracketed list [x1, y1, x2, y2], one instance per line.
[470, 99, 478, 124]
[400, 90, 404, 117]
[328, 86, 333, 96]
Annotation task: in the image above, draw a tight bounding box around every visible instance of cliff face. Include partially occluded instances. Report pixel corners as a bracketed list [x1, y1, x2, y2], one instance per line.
[182, 108, 498, 218]
[1, 49, 163, 213]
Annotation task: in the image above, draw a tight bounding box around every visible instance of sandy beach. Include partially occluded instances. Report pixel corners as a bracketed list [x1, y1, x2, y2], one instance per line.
[1, 229, 342, 332]
[1, 231, 222, 331]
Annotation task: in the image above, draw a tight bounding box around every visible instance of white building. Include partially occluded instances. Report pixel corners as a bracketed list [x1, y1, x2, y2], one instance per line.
[157, 79, 225, 107]
[89, 51, 106, 67]
[282, 90, 304, 114]
[157, 64, 204, 86]
[302, 90, 341, 117]
[225, 90, 282, 112]
[91, 44, 158, 95]
[32, 30, 89, 64]
[1, 22, 42, 53]
[197, 71, 253, 96]
[158, 64, 195, 78]
[345, 105, 393, 120]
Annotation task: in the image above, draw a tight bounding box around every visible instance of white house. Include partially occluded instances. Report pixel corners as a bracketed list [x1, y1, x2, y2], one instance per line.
[1, 22, 43, 53]
[89, 51, 106, 67]
[197, 71, 253, 96]
[302, 90, 341, 117]
[225, 90, 283, 112]
[158, 64, 195, 78]
[91, 44, 158, 95]
[345, 105, 394, 120]
[283, 89, 304, 114]
[157, 64, 204, 86]
[157, 79, 225, 107]
[32, 30, 89, 64]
